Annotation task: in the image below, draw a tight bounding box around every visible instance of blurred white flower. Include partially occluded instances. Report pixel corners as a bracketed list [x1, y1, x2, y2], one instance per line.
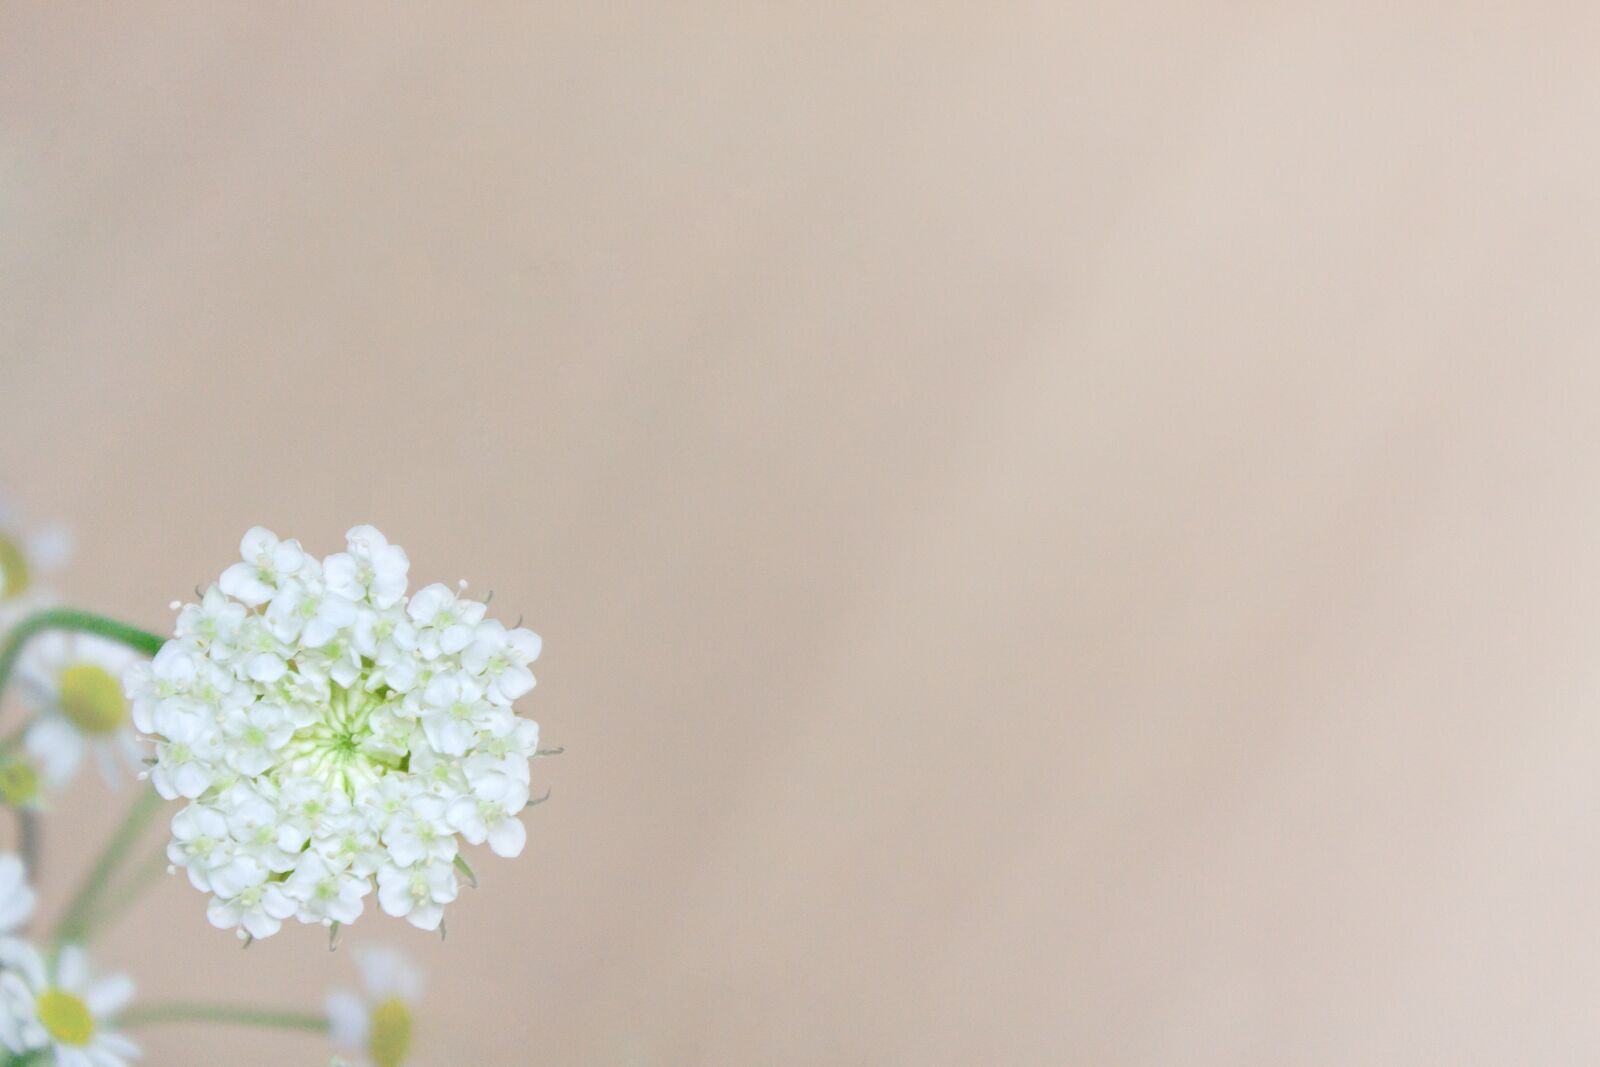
[0, 498, 71, 631]
[128, 526, 545, 939]
[325, 946, 422, 1067]
[15, 632, 144, 790]
[0, 941, 138, 1066]
[0, 854, 35, 935]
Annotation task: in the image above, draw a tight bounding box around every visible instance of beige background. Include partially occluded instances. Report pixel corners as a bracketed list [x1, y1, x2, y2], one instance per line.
[4, 5, 1600, 1064]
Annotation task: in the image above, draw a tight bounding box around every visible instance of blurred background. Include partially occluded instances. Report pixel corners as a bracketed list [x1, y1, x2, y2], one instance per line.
[4, 5, 1600, 1064]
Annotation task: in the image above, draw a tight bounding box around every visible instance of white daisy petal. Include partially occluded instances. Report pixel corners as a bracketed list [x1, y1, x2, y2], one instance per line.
[84, 973, 135, 1017]
[324, 990, 370, 1047]
[0, 855, 36, 934]
[55, 945, 89, 992]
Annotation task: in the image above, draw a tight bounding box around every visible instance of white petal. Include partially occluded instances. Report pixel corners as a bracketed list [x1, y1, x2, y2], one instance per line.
[0, 858, 33, 933]
[85, 973, 135, 1017]
[173, 763, 212, 799]
[377, 879, 411, 917]
[56, 944, 89, 992]
[0, 937, 48, 987]
[91, 1030, 141, 1061]
[271, 541, 305, 574]
[406, 584, 452, 624]
[27, 716, 85, 786]
[207, 898, 242, 930]
[487, 816, 527, 858]
[493, 664, 537, 703]
[356, 946, 421, 1001]
[345, 525, 389, 553]
[322, 555, 362, 599]
[241, 909, 284, 940]
[55, 1046, 92, 1067]
[26, 523, 73, 570]
[239, 527, 277, 560]
[300, 617, 337, 649]
[507, 628, 543, 662]
[219, 563, 271, 606]
[246, 654, 286, 683]
[325, 990, 370, 1047]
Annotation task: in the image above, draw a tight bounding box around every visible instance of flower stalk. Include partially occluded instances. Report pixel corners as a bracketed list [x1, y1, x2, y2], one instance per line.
[0, 608, 164, 710]
[81, 843, 172, 938]
[53, 785, 165, 947]
[117, 1003, 328, 1033]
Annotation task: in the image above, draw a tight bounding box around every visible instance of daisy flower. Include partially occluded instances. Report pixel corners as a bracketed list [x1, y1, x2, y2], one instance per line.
[126, 526, 547, 939]
[0, 853, 35, 934]
[14, 632, 144, 790]
[325, 946, 422, 1067]
[0, 498, 71, 632]
[0, 502, 73, 809]
[0, 941, 139, 1066]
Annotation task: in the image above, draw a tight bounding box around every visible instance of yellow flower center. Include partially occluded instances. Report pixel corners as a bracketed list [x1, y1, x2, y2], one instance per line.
[36, 989, 94, 1046]
[0, 535, 29, 599]
[59, 663, 128, 736]
[369, 997, 413, 1067]
[0, 760, 38, 806]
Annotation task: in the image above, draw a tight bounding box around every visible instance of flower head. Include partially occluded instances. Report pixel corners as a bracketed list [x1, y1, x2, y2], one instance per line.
[326, 946, 422, 1067]
[0, 499, 70, 628]
[15, 632, 144, 792]
[0, 941, 138, 1066]
[128, 526, 545, 939]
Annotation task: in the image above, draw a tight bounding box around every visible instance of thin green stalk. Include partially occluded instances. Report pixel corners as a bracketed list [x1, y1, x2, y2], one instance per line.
[53, 785, 164, 947]
[0, 608, 165, 707]
[83, 843, 171, 937]
[118, 1003, 329, 1033]
[16, 809, 38, 886]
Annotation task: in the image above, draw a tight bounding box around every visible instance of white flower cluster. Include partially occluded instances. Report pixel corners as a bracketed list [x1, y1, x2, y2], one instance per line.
[126, 526, 544, 939]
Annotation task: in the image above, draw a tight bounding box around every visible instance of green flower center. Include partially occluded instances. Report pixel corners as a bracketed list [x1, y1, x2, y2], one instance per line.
[37, 989, 94, 1046]
[0, 759, 38, 806]
[0, 535, 29, 599]
[282, 683, 402, 795]
[369, 996, 413, 1067]
[59, 663, 129, 735]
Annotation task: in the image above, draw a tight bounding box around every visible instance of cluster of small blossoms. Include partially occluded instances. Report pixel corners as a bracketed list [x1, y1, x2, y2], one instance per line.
[125, 526, 544, 940]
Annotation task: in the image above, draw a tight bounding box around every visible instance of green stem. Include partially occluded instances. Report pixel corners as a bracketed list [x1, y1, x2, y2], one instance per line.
[15, 808, 38, 888]
[83, 842, 171, 937]
[118, 1003, 329, 1033]
[53, 785, 164, 947]
[0, 608, 165, 707]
